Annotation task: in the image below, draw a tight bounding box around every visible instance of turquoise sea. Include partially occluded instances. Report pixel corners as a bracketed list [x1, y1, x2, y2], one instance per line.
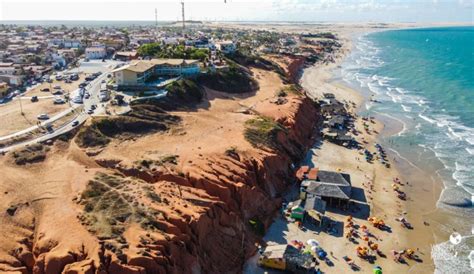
[340, 26, 474, 273]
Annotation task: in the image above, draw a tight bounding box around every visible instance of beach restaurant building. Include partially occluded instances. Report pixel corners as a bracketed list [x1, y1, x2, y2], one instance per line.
[112, 59, 200, 86]
[299, 168, 352, 207]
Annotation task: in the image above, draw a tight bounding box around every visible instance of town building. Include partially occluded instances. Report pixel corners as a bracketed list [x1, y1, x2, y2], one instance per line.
[216, 41, 236, 54]
[112, 59, 200, 86]
[114, 51, 138, 61]
[85, 47, 107, 60]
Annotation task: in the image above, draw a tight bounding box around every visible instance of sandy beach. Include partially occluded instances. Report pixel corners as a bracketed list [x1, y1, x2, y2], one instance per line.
[245, 26, 445, 274]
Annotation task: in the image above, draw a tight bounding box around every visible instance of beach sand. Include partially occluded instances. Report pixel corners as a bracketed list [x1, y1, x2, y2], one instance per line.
[245, 26, 444, 274]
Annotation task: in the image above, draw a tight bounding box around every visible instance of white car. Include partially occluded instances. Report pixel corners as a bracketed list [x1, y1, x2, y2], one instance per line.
[37, 114, 49, 120]
[53, 97, 65, 104]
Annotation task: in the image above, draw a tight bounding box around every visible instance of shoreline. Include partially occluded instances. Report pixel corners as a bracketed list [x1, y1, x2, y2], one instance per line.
[311, 28, 447, 268]
[247, 28, 448, 273]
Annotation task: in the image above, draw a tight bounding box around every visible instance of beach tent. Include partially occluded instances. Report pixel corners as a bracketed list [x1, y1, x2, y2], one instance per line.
[373, 266, 382, 274]
[290, 206, 305, 220]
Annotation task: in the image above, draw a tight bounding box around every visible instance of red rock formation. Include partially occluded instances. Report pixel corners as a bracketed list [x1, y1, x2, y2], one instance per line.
[1, 95, 319, 274]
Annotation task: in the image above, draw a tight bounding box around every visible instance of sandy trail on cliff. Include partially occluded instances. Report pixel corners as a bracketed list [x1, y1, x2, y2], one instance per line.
[98, 68, 286, 166]
[0, 65, 312, 273]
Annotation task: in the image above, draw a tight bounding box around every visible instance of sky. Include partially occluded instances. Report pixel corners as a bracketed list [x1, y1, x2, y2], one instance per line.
[0, 0, 472, 23]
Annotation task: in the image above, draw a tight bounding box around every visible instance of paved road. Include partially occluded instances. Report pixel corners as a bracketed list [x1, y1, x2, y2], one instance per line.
[0, 60, 124, 153]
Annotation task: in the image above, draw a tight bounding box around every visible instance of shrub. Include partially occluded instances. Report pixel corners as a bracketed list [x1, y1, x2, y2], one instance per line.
[244, 116, 286, 149]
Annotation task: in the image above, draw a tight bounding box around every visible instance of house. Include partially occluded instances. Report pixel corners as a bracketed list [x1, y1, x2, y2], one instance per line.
[300, 170, 352, 206]
[85, 47, 106, 60]
[0, 63, 19, 75]
[23, 65, 52, 80]
[112, 59, 200, 86]
[0, 75, 23, 86]
[114, 51, 138, 61]
[258, 244, 314, 273]
[216, 41, 236, 54]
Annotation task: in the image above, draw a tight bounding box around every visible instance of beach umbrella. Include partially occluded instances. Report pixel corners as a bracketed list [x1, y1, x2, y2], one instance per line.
[373, 266, 382, 274]
[318, 250, 327, 259]
[307, 239, 319, 247]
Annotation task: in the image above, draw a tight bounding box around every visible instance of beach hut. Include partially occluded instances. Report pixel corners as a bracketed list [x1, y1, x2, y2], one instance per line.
[303, 196, 327, 227]
[290, 206, 305, 220]
[257, 244, 315, 273]
[300, 170, 352, 207]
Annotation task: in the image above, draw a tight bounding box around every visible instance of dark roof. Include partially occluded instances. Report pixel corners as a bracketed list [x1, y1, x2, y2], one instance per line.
[304, 196, 326, 214]
[317, 170, 351, 186]
[304, 181, 352, 200]
[335, 134, 353, 141]
[327, 115, 345, 126]
[301, 170, 352, 200]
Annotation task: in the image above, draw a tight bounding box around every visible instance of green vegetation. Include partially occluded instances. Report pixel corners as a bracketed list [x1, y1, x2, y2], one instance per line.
[76, 79, 204, 148]
[277, 84, 303, 97]
[77, 173, 166, 241]
[11, 144, 49, 165]
[76, 105, 181, 148]
[227, 50, 288, 81]
[165, 79, 204, 103]
[244, 115, 287, 149]
[198, 61, 258, 93]
[138, 43, 209, 62]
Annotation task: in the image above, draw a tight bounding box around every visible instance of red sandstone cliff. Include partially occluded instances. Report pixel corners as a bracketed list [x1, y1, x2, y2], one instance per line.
[0, 69, 319, 274]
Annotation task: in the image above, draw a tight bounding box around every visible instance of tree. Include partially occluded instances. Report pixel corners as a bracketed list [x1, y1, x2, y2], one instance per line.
[137, 43, 162, 57]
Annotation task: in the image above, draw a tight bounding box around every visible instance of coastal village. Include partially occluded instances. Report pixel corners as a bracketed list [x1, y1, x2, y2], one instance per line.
[0, 20, 435, 274]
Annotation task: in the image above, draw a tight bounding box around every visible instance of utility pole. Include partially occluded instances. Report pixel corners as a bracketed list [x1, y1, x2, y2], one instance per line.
[181, 1, 185, 30]
[18, 96, 24, 116]
[155, 8, 158, 36]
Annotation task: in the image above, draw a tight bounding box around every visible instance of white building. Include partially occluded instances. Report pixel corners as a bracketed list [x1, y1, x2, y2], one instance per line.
[113, 59, 200, 86]
[47, 39, 82, 49]
[85, 47, 106, 60]
[216, 41, 237, 54]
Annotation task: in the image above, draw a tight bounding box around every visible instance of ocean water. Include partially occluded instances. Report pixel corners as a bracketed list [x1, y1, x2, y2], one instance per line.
[339, 26, 474, 273]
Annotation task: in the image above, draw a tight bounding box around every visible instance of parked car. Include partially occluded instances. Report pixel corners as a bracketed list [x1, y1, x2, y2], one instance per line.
[87, 109, 94, 114]
[72, 120, 79, 127]
[84, 92, 90, 99]
[41, 88, 50, 92]
[52, 90, 63, 95]
[31, 96, 39, 102]
[53, 85, 61, 89]
[37, 114, 49, 120]
[53, 97, 65, 104]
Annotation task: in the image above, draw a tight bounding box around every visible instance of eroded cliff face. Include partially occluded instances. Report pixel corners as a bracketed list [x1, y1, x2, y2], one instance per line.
[87, 96, 319, 274]
[0, 68, 319, 274]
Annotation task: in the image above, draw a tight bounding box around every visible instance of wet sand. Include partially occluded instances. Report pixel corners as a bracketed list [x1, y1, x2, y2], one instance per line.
[245, 29, 444, 273]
